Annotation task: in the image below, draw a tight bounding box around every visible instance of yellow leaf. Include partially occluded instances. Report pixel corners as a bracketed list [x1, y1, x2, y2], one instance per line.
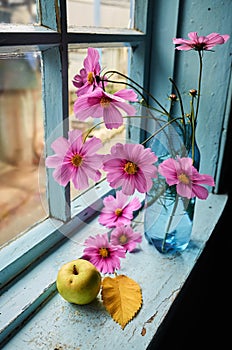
[101, 274, 143, 329]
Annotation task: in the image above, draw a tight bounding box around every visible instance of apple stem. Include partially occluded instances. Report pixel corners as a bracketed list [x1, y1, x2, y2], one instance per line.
[73, 264, 78, 275]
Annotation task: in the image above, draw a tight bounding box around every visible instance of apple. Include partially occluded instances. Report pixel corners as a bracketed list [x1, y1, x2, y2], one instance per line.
[56, 258, 102, 305]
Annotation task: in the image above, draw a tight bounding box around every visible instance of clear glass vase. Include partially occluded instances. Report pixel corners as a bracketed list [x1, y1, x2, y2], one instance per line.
[144, 185, 195, 253]
[144, 120, 200, 254]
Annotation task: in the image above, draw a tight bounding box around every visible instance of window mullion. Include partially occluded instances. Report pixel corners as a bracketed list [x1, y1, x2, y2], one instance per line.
[138, 0, 180, 143]
[127, 0, 150, 143]
[41, 0, 70, 221]
[42, 46, 71, 221]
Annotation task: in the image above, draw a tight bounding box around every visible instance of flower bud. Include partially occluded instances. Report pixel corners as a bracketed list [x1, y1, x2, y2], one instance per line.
[169, 93, 177, 101]
[189, 89, 197, 97]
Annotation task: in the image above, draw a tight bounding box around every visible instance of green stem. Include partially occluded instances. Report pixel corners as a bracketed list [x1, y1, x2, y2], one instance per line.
[167, 98, 182, 157]
[84, 114, 182, 147]
[161, 193, 179, 253]
[83, 120, 106, 142]
[103, 76, 169, 116]
[141, 116, 183, 146]
[169, 77, 186, 144]
[195, 51, 203, 123]
[146, 185, 167, 208]
[103, 70, 170, 116]
[190, 96, 196, 162]
[102, 76, 149, 106]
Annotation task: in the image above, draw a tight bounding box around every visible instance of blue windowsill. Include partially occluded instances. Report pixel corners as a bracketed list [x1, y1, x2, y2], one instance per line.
[0, 193, 228, 349]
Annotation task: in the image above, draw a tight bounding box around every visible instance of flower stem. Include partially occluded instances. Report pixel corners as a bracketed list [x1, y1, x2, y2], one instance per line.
[101, 76, 149, 106]
[141, 117, 183, 146]
[169, 77, 186, 144]
[195, 51, 203, 122]
[83, 120, 106, 142]
[161, 193, 179, 252]
[190, 96, 196, 162]
[103, 70, 170, 115]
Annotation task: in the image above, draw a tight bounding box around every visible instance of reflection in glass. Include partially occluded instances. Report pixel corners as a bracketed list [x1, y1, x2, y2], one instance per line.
[0, 0, 37, 25]
[0, 52, 47, 247]
[68, 46, 130, 199]
[67, 0, 134, 29]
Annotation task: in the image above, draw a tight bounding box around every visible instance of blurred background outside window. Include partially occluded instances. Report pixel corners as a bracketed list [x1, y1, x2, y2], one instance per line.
[0, 0, 37, 24]
[0, 0, 45, 246]
[67, 0, 133, 29]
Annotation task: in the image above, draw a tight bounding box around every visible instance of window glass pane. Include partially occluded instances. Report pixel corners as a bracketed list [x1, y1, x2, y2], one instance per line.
[67, 0, 134, 29]
[0, 51, 47, 247]
[0, 0, 38, 24]
[68, 46, 130, 199]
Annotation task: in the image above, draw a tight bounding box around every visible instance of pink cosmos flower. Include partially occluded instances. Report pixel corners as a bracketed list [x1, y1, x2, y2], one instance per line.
[103, 143, 158, 195]
[82, 233, 126, 274]
[45, 129, 103, 190]
[74, 87, 138, 130]
[158, 156, 215, 199]
[110, 225, 142, 252]
[173, 32, 230, 51]
[72, 47, 102, 96]
[98, 190, 142, 228]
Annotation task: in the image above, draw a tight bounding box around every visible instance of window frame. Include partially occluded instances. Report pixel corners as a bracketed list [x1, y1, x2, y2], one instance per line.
[0, 0, 231, 346]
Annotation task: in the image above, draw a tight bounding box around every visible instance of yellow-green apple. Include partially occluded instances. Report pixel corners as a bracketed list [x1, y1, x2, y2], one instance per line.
[56, 258, 101, 305]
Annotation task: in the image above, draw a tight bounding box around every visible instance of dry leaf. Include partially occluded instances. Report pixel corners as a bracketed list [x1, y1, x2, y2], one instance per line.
[101, 274, 143, 329]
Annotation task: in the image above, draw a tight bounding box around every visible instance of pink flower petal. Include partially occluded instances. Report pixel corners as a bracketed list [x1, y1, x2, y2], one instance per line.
[82, 233, 126, 274]
[110, 225, 142, 252]
[45, 129, 103, 190]
[74, 87, 138, 130]
[103, 143, 158, 195]
[158, 156, 215, 199]
[173, 31, 230, 51]
[103, 104, 124, 129]
[99, 190, 142, 228]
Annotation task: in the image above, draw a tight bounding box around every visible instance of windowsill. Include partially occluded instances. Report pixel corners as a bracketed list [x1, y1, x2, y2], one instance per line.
[0, 193, 228, 349]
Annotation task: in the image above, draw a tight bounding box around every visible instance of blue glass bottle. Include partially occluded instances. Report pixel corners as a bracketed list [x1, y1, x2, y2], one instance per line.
[144, 121, 200, 254]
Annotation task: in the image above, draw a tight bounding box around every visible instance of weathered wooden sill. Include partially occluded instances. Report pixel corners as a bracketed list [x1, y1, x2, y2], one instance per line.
[1, 193, 227, 350]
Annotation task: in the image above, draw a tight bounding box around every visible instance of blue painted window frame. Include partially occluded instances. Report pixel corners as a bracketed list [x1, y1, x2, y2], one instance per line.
[0, 0, 231, 345]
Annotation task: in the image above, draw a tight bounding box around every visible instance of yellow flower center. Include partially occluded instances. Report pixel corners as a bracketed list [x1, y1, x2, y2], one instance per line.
[124, 161, 138, 175]
[71, 154, 83, 167]
[119, 234, 128, 244]
[99, 247, 109, 258]
[87, 71, 94, 84]
[178, 173, 190, 185]
[115, 208, 123, 217]
[100, 96, 111, 108]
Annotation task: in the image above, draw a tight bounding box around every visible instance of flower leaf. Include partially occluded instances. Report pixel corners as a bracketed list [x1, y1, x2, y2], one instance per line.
[101, 274, 143, 329]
